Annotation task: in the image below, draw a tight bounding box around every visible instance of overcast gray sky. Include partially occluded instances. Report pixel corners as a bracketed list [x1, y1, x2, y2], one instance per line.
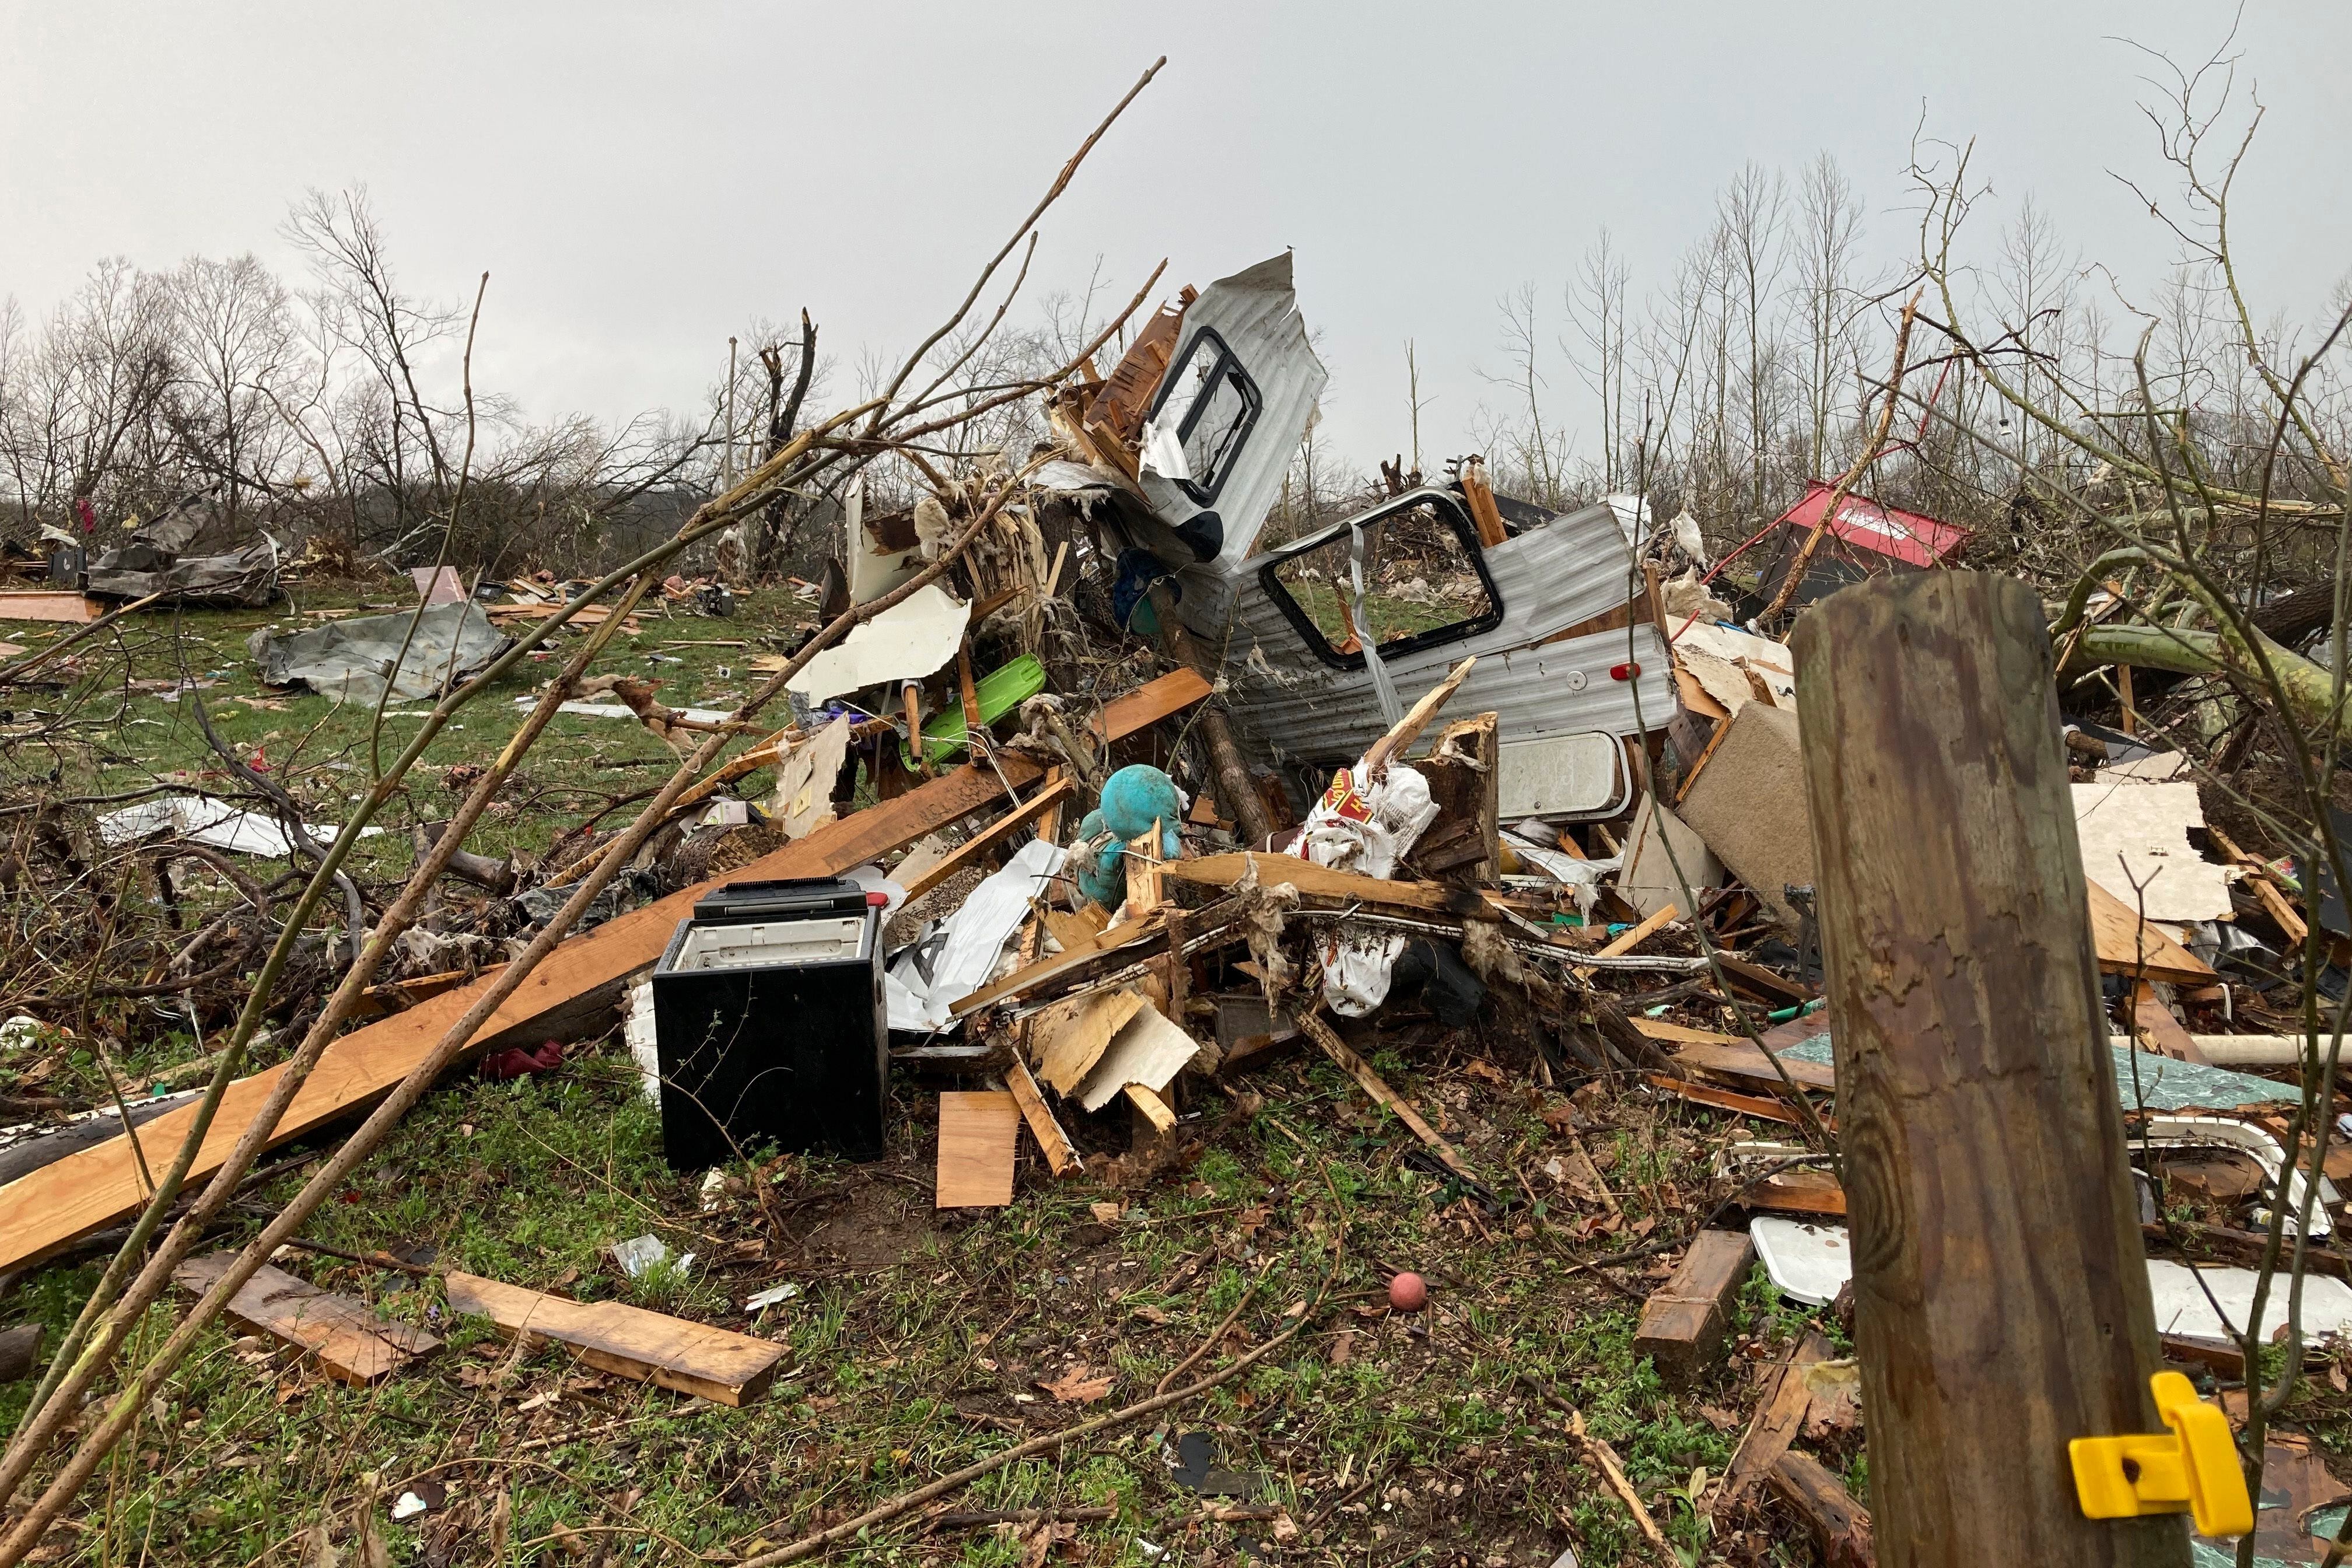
[5, 2, 2347, 468]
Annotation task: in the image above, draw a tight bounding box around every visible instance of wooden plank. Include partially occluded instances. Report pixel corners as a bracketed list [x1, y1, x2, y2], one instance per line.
[2085, 875, 2216, 985]
[1002, 1055, 1081, 1178]
[1632, 1018, 1743, 1047]
[1574, 902, 1678, 979]
[1644, 1074, 1808, 1128]
[901, 772, 1073, 901]
[175, 1254, 440, 1385]
[1122, 822, 1167, 916]
[2207, 825, 2308, 946]
[1790, 575, 2173, 1566]
[1163, 851, 1499, 921]
[936, 1091, 1019, 1208]
[2127, 981, 2212, 1065]
[1672, 715, 1735, 806]
[1712, 952, 1813, 1006]
[1633, 1229, 1755, 1388]
[443, 1271, 783, 1406]
[0, 591, 102, 624]
[1664, 1042, 1837, 1093]
[1293, 1010, 1476, 1182]
[0, 670, 1213, 1275]
[1122, 1082, 1177, 1133]
[1766, 1451, 1877, 1567]
[1741, 1171, 1849, 1216]
[1718, 1331, 1833, 1514]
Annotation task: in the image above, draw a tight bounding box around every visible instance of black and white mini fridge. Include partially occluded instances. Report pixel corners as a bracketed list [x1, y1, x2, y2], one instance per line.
[649, 876, 887, 1170]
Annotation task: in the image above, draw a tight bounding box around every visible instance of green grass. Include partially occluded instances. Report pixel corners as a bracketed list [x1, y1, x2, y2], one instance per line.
[1, 1028, 1849, 1566]
[0, 571, 1850, 1565]
[3, 579, 818, 874]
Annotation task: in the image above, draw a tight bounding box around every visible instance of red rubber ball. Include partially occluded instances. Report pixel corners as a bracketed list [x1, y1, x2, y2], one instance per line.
[1388, 1272, 1427, 1312]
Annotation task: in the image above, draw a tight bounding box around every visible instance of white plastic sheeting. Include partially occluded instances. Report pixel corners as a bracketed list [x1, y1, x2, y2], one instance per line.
[1752, 1217, 2352, 1341]
[886, 837, 1065, 1033]
[99, 794, 384, 858]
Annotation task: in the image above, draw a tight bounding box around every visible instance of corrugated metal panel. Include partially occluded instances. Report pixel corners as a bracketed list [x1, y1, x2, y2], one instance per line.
[1136, 253, 1327, 573]
[1184, 495, 1675, 772]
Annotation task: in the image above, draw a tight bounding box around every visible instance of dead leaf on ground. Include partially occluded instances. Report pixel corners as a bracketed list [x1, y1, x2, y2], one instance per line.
[1037, 1364, 1114, 1404]
[1800, 1358, 1863, 1438]
[1017, 1518, 1078, 1568]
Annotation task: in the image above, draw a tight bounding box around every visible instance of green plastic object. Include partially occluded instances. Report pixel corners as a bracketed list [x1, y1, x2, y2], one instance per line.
[900, 653, 1048, 769]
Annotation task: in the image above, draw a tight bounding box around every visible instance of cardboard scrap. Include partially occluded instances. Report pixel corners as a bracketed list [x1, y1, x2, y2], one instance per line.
[1677, 702, 1813, 929]
[1074, 1000, 1202, 1112]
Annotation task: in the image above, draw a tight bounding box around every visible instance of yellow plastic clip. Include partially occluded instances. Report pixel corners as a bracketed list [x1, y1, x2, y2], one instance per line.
[2070, 1371, 2253, 1538]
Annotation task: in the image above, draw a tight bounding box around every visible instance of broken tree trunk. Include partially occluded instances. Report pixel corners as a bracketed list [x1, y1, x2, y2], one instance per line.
[1144, 581, 1275, 849]
[1790, 573, 2187, 1568]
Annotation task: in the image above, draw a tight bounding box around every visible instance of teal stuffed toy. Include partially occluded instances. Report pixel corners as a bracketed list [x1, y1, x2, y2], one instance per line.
[1074, 765, 1185, 908]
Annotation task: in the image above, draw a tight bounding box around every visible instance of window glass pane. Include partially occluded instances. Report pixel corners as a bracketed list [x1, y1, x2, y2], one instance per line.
[1358, 502, 1495, 644]
[1269, 533, 1364, 657]
[1266, 501, 1496, 659]
[1181, 367, 1251, 490]
[1152, 332, 1259, 499]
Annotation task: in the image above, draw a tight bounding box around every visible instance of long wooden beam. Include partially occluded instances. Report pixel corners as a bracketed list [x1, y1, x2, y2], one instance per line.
[0, 670, 1209, 1275]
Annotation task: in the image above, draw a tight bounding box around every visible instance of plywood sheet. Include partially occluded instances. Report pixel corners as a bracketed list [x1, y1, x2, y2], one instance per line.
[0, 592, 100, 624]
[936, 1091, 1019, 1208]
[1034, 987, 1147, 1095]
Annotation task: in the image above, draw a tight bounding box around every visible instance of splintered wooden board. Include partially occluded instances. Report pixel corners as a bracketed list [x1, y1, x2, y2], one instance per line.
[1033, 988, 1147, 1094]
[936, 1091, 1020, 1208]
[0, 592, 101, 624]
[443, 1271, 784, 1406]
[1665, 1041, 1837, 1093]
[174, 1254, 440, 1384]
[0, 670, 1213, 1275]
[2085, 876, 2216, 985]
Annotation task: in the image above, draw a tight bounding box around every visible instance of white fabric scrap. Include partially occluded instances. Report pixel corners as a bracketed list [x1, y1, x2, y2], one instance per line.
[1295, 762, 1441, 1016]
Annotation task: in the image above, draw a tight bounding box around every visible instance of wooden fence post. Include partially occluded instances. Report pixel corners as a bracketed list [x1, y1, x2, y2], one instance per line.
[1790, 573, 2188, 1567]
